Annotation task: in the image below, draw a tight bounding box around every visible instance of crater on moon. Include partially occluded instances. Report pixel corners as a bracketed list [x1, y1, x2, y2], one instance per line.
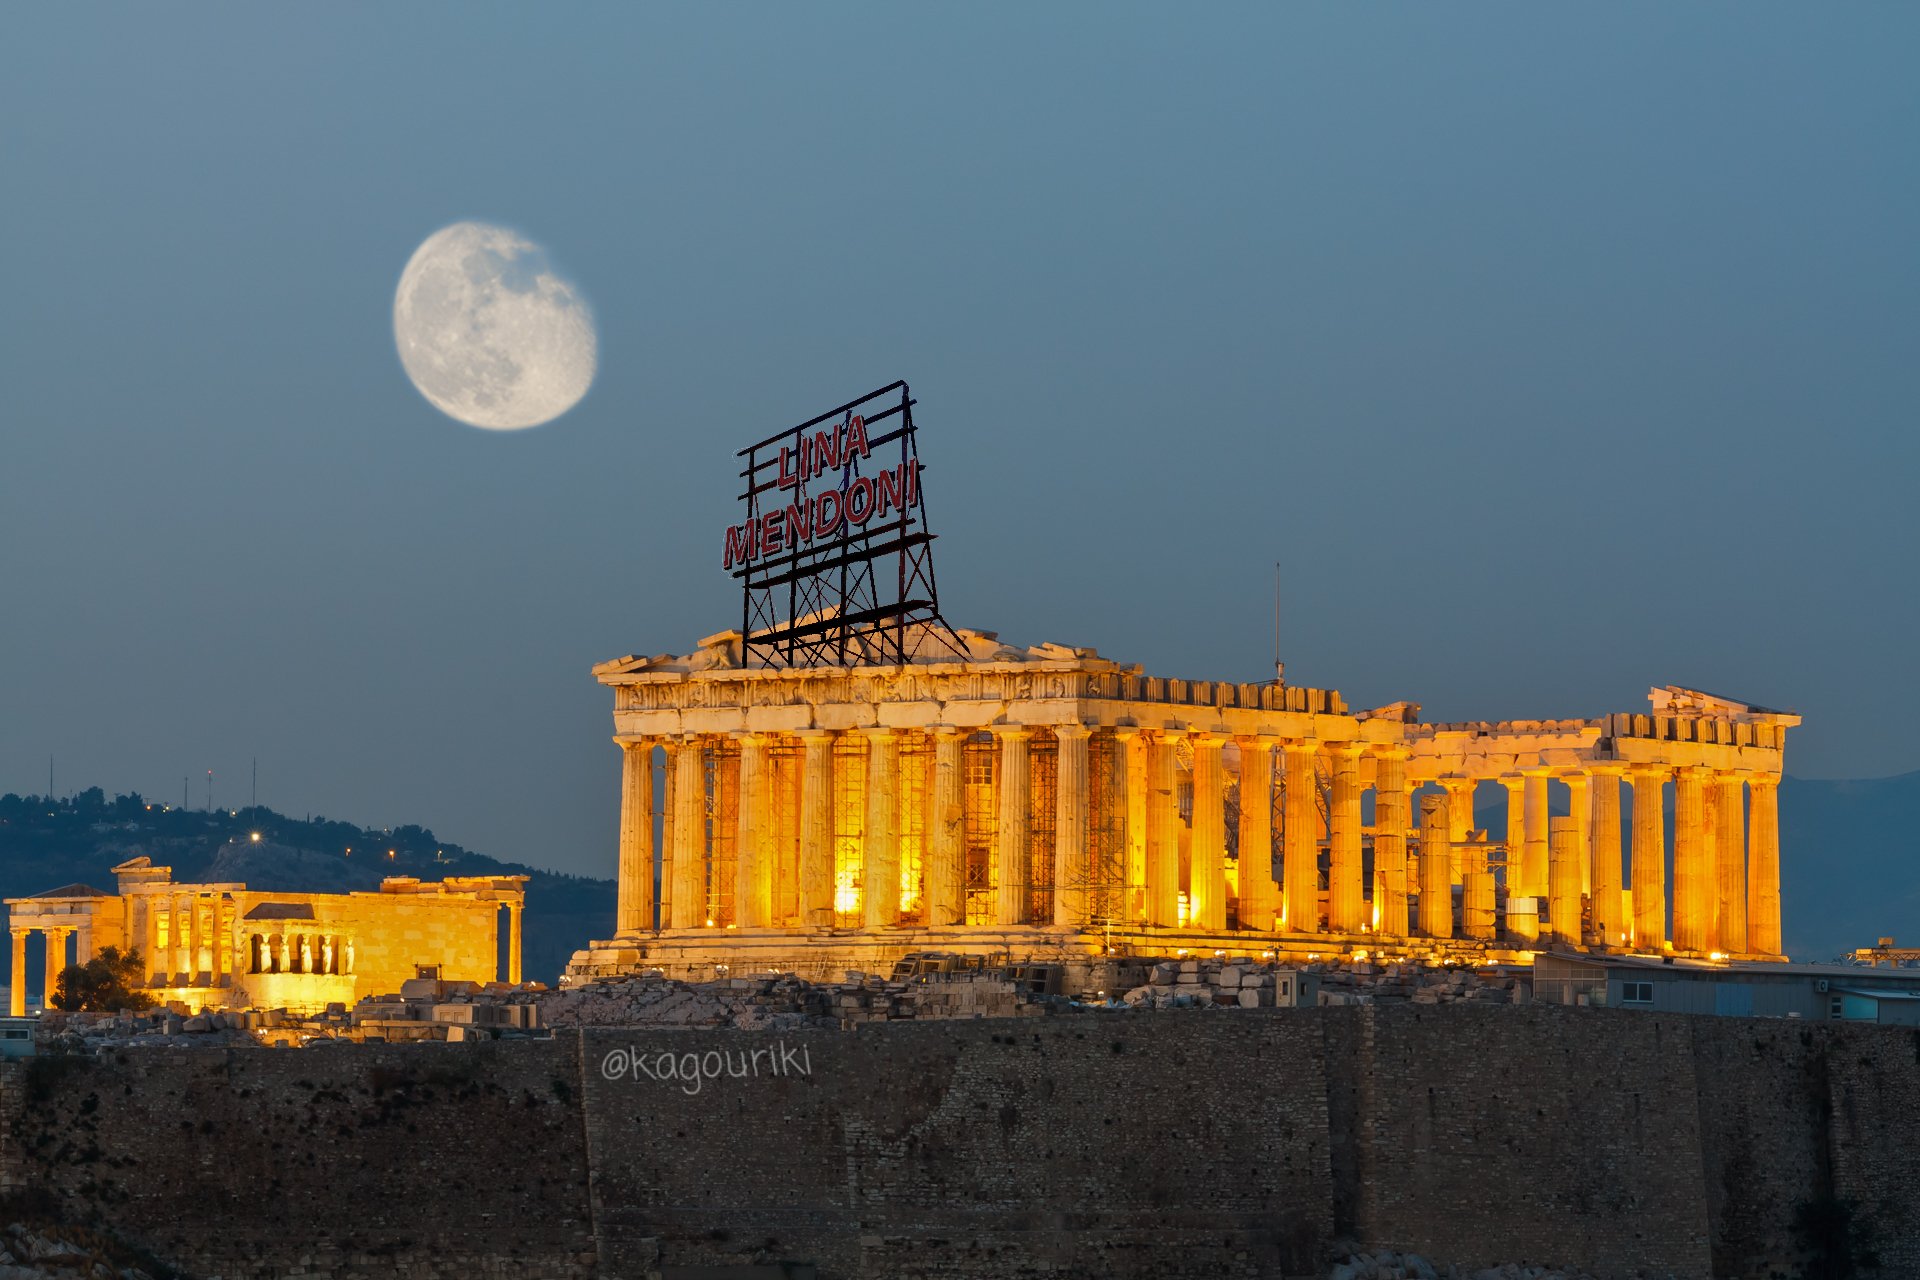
[393, 221, 597, 431]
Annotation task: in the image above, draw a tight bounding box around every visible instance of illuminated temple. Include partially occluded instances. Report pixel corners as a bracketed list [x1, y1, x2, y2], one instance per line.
[565, 624, 1797, 987]
[8, 858, 527, 1016]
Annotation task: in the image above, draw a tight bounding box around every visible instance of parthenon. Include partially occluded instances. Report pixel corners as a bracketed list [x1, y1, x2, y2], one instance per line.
[566, 626, 1796, 985]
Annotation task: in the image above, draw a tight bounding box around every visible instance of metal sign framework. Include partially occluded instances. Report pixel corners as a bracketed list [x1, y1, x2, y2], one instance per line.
[734, 381, 963, 667]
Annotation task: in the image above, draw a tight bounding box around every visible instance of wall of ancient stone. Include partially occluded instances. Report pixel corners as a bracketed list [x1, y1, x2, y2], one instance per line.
[4, 1008, 1916, 1280]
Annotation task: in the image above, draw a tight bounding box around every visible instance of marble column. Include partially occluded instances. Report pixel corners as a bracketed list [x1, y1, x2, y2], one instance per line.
[1116, 728, 1149, 922]
[1497, 776, 1523, 894]
[736, 734, 773, 929]
[1329, 745, 1366, 933]
[863, 729, 900, 929]
[773, 747, 800, 925]
[1548, 817, 1581, 947]
[1053, 724, 1092, 929]
[1281, 742, 1320, 933]
[1747, 775, 1782, 956]
[176, 895, 193, 978]
[1566, 772, 1592, 900]
[927, 728, 966, 927]
[507, 902, 523, 984]
[1418, 795, 1452, 939]
[1236, 736, 1278, 932]
[9, 931, 27, 1016]
[797, 731, 836, 929]
[43, 928, 69, 1009]
[659, 754, 676, 928]
[1373, 750, 1410, 938]
[615, 738, 655, 935]
[1701, 781, 1722, 949]
[1630, 767, 1668, 950]
[1522, 770, 1551, 898]
[1187, 734, 1227, 932]
[1440, 778, 1476, 885]
[1673, 767, 1710, 952]
[1146, 731, 1183, 927]
[669, 736, 707, 930]
[992, 727, 1031, 926]
[1716, 774, 1748, 954]
[1589, 766, 1627, 947]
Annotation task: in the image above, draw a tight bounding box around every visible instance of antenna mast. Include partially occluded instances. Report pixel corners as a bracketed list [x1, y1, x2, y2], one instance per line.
[1273, 561, 1285, 686]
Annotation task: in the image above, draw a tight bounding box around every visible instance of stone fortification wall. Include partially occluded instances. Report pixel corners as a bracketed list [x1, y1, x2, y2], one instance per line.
[4, 1007, 1916, 1279]
[3, 1038, 596, 1279]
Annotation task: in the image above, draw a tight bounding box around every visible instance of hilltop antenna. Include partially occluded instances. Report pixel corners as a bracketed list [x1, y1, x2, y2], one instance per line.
[183, 776, 188, 810]
[1272, 561, 1285, 686]
[206, 769, 214, 813]
[48, 755, 53, 801]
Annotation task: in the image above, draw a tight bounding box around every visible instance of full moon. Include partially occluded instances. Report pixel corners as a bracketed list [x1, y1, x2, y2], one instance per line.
[393, 221, 597, 431]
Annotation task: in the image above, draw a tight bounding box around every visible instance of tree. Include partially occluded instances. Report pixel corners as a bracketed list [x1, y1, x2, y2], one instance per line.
[51, 946, 154, 1012]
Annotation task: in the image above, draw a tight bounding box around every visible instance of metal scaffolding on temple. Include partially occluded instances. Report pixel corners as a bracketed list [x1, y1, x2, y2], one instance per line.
[731, 380, 964, 667]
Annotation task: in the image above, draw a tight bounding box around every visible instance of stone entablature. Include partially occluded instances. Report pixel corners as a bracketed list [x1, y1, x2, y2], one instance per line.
[6, 860, 527, 1016]
[577, 626, 1798, 986]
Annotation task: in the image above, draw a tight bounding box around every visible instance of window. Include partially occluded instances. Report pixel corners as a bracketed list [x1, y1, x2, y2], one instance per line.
[1621, 981, 1654, 1004]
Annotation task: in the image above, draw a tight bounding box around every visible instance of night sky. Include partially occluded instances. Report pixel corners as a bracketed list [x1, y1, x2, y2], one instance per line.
[3, 6, 1914, 879]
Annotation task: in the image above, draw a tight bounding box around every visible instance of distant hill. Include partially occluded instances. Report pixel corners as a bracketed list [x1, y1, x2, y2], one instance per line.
[0, 789, 614, 993]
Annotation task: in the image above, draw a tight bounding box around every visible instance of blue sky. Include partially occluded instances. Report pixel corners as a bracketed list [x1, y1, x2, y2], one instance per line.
[1, 5, 1914, 877]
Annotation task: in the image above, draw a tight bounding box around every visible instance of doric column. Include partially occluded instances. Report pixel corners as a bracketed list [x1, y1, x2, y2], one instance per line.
[1114, 728, 1148, 922]
[145, 896, 162, 981]
[43, 928, 69, 1009]
[1236, 737, 1278, 932]
[1565, 772, 1592, 900]
[736, 734, 773, 929]
[1281, 741, 1320, 933]
[1716, 774, 1748, 954]
[1187, 734, 1228, 933]
[772, 745, 800, 925]
[1522, 770, 1551, 898]
[926, 727, 966, 927]
[659, 755, 676, 927]
[1440, 778, 1475, 885]
[1500, 777, 1526, 895]
[1053, 724, 1092, 928]
[1372, 749, 1410, 938]
[669, 736, 707, 930]
[1701, 781, 1722, 949]
[177, 895, 194, 978]
[1329, 744, 1366, 933]
[9, 931, 27, 1016]
[1747, 775, 1782, 956]
[1673, 767, 1710, 952]
[1548, 817, 1582, 947]
[507, 902, 523, 984]
[863, 729, 900, 929]
[992, 726, 1032, 926]
[1144, 731, 1183, 927]
[1630, 767, 1668, 949]
[615, 738, 655, 935]
[1589, 766, 1627, 947]
[1418, 795, 1452, 939]
[797, 731, 837, 928]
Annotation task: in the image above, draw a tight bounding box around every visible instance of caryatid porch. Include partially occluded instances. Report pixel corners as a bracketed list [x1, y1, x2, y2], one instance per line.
[572, 630, 1796, 984]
